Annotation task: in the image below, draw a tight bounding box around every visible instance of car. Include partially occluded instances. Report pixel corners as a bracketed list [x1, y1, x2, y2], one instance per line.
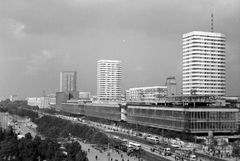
[171, 144, 181, 148]
[113, 135, 120, 140]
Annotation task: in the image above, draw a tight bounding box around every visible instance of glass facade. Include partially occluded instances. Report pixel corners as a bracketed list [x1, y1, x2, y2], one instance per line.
[186, 111, 237, 132]
[127, 105, 238, 133]
[61, 103, 84, 115]
[84, 104, 121, 121]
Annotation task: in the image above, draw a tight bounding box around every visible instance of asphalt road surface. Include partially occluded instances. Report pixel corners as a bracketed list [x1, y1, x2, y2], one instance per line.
[108, 131, 228, 161]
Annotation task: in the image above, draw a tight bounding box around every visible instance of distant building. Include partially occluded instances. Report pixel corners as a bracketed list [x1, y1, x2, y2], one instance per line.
[90, 95, 98, 102]
[55, 91, 79, 111]
[0, 97, 5, 102]
[165, 77, 177, 96]
[225, 96, 240, 108]
[60, 71, 77, 92]
[27, 97, 41, 107]
[27, 97, 50, 109]
[79, 92, 90, 100]
[125, 90, 130, 101]
[48, 94, 56, 109]
[127, 86, 167, 101]
[121, 94, 126, 101]
[97, 60, 121, 101]
[0, 112, 9, 129]
[182, 31, 226, 96]
[10, 95, 18, 102]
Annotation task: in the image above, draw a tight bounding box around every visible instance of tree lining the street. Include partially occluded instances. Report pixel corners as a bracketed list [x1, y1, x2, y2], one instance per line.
[35, 115, 110, 146]
[85, 116, 195, 142]
[0, 127, 88, 161]
[0, 99, 39, 121]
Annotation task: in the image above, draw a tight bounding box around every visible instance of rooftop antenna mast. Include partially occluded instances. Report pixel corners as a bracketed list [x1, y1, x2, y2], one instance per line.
[211, 3, 214, 32]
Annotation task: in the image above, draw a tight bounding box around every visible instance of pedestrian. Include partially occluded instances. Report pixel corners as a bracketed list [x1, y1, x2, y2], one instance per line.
[95, 155, 98, 160]
[88, 148, 90, 152]
[121, 154, 123, 158]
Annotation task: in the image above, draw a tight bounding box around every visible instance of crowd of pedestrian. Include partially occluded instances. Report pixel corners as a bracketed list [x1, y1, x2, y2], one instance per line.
[83, 141, 145, 161]
[202, 148, 232, 159]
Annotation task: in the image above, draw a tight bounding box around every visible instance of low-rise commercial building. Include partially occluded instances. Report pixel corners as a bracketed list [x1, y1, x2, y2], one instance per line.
[48, 94, 56, 109]
[55, 91, 79, 111]
[27, 97, 50, 109]
[79, 92, 90, 100]
[127, 86, 167, 101]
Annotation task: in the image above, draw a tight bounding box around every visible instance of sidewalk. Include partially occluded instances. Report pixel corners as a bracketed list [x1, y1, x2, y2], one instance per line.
[196, 149, 236, 161]
[80, 141, 146, 161]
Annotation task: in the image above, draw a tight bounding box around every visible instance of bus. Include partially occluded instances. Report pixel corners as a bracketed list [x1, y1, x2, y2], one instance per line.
[175, 150, 196, 161]
[153, 145, 171, 156]
[128, 142, 142, 150]
[146, 137, 159, 144]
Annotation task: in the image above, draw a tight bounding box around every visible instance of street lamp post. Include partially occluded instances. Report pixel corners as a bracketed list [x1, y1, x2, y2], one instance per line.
[128, 123, 130, 146]
[108, 142, 110, 161]
[161, 128, 164, 144]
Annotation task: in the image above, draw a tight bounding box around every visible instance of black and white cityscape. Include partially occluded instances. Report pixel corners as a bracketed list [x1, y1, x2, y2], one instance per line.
[0, 0, 240, 161]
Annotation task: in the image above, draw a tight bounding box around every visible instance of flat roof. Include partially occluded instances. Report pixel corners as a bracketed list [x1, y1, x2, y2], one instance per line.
[183, 31, 225, 37]
[127, 105, 239, 112]
[98, 60, 121, 63]
[129, 86, 167, 90]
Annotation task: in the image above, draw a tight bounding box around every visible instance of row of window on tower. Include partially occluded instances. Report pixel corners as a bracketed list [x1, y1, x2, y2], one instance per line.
[183, 37, 225, 42]
[184, 79, 226, 83]
[183, 75, 225, 78]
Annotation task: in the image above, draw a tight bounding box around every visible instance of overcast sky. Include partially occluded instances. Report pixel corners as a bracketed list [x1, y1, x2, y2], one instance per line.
[0, 0, 239, 99]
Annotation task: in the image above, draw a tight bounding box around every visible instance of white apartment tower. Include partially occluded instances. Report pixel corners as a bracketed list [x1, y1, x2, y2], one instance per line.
[97, 60, 121, 101]
[182, 31, 226, 96]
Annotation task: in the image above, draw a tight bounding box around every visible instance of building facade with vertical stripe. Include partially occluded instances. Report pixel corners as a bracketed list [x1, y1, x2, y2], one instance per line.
[60, 71, 77, 92]
[97, 60, 121, 101]
[182, 31, 226, 96]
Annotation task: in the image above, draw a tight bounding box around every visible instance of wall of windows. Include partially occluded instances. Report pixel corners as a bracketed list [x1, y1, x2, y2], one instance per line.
[127, 105, 238, 134]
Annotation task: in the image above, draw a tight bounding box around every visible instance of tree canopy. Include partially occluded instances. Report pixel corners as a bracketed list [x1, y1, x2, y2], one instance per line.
[35, 115, 110, 146]
[0, 128, 88, 161]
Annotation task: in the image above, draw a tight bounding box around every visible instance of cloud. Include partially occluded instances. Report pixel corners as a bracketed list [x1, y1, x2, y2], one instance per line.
[228, 52, 239, 63]
[134, 66, 144, 72]
[25, 50, 56, 75]
[13, 24, 25, 37]
[0, 18, 25, 37]
[0, 0, 239, 98]
[30, 50, 55, 64]
[7, 56, 22, 62]
[25, 65, 36, 76]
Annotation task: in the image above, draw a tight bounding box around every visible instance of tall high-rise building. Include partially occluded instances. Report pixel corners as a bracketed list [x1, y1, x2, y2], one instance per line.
[182, 31, 226, 96]
[97, 60, 121, 101]
[60, 71, 77, 92]
[165, 77, 177, 96]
